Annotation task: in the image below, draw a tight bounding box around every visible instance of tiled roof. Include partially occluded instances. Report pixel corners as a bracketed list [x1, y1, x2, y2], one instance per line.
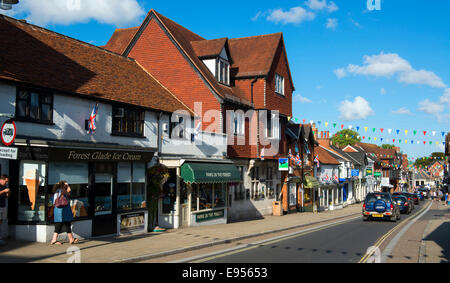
[228, 33, 282, 78]
[316, 146, 340, 165]
[0, 15, 192, 114]
[191, 38, 228, 59]
[103, 27, 139, 55]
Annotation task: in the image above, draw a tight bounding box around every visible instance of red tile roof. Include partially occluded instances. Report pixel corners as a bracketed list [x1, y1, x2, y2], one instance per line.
[191, 38, 228, 59]
[0, 14, 192, 115]
[103, 27, 139, 55]
[316, 146, 340, 165]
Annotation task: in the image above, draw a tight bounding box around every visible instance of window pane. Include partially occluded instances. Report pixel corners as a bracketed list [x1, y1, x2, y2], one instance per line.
[17, 100, 27, 118]
[41, 104, 51, 121]
[29, 92, 39, 119]
[199, 184, 212, 210]
[117, 183, 131, 211]
[18, 90, 29, 100]
[18, 161, 46, 222]
[214, 185, 225, 208]
[132, 183, 146, 209]
[162, 177, 176, 214]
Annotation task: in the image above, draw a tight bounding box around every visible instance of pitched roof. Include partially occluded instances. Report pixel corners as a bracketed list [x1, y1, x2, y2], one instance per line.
[228, 33, 283, 78]
[103, 26, 139, 55]
[103, 10, 293, 107]
[191, 38, 228, 59]
[316, 145, 340, 165]
[0, 15, 192, 115]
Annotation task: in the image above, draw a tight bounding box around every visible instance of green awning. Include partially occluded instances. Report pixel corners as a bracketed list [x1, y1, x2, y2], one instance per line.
[304, 176, 320, 189]
[181, 162, 242, 184]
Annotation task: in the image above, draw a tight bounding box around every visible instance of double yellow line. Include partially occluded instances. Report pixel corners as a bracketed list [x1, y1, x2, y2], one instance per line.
[359, 202, 430, 263]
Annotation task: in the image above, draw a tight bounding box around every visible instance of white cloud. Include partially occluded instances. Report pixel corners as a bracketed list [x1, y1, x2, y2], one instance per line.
[336, 52, 447, 89]
[398, 69, 446, 88]
[418, 99, 444, 114]
[266, 6, 316, 24]
[334, 68, 347, 79]
[440, 88, 450, 107]
[305, 0, 339, 13]
[325, 18, 338, 30]
[294, 94, 313, 103]
[392, 107, 412, 115]
[339, 96, 375, 121]
[3, 0, 145, 27]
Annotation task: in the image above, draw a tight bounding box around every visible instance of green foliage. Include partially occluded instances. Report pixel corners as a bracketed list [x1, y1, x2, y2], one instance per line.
[414, 152, 445, 168]
[331, 129, 361, 148]
[381, 144, 395, 149]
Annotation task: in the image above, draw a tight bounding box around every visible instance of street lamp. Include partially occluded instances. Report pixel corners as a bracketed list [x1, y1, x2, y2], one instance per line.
[0, 0, 19, 10]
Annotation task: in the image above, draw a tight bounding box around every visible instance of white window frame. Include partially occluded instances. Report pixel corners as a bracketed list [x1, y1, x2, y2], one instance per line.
[232, 111, 244, 136]
[218, 58, 230, 85]
[275, 73, 285, 95]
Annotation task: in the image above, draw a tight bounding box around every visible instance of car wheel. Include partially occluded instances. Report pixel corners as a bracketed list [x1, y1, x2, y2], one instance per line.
[363, 216, 370, 222]
[390, 216, 397, 222]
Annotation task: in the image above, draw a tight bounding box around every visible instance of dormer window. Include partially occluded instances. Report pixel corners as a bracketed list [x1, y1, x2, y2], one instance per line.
[218, 58, 230, 85]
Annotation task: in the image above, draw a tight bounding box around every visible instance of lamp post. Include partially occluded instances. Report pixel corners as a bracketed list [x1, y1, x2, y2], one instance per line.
[0, 0, 19, 10]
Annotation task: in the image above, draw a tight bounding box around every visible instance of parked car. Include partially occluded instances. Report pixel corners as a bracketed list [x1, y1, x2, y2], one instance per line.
[418, 188, 429, 199]
[408, 193, 419, 205]
[363, 192, 401, 222]
[416, 192, 424, 201]
[392, 195, 411, 214]
[393, 192, 415, 210]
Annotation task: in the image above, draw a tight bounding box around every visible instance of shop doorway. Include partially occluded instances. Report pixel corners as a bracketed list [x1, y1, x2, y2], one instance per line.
[92, 163, 117, 237]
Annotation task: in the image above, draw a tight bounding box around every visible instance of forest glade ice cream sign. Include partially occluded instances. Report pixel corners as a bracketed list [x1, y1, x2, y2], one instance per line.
[1, 120, 16, 146]
[23, 169, 39, 210]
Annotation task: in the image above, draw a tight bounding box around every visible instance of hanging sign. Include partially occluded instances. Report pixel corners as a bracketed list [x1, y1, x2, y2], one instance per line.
[1, 120, 16, 146]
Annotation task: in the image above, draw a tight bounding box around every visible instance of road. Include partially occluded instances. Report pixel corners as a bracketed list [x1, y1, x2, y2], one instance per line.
[186, 200, 431, 263]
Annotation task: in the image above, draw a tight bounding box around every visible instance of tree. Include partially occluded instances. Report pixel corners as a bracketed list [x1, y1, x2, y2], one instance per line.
[331, 129, 361, 148]
[381, 144, 395, 149]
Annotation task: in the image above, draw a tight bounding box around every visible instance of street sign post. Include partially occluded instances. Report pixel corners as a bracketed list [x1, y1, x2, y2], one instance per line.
[1, 120, 16, 146]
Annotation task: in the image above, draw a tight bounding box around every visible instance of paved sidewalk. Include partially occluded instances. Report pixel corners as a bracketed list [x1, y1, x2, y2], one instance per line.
[0, 204, 362, 263]
[419, 201, 450, 263]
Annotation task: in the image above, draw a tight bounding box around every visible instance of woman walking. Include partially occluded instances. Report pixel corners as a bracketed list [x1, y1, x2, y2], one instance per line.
[50, 181, 79, 245]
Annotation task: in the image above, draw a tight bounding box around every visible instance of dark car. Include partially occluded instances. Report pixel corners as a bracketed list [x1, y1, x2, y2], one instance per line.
[416, 192, 424, 201]
[363, 192, 401, 222]
[418, 188, 429, 199]
[408, 193, 419, 205]
[393, 192, 415, 210]
[392, 195, 412, 214]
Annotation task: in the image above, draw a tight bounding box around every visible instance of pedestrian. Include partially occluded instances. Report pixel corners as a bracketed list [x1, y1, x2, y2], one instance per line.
[0, 175, 10, 246]
[50, 181, 79, 245]
[445, 193, 448, 206]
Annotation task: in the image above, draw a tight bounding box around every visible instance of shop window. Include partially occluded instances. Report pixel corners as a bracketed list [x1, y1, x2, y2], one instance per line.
[214, 185, 226, 208]
[199, 184, 213, 210]
[18, 161, 46, 222]
[48, 163, 89, 220]
[191, 186, 198, 212]
[16, 88, 53, 124]
[95, 173, 113, 215]
[162, 169, 177, 214]
[267, 167, 275, 199]
[117, 162, 147, 211]
[112, 106, 145, 137]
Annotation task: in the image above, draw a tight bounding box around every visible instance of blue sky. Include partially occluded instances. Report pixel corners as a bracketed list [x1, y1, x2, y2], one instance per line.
[2, 0, 449, 159]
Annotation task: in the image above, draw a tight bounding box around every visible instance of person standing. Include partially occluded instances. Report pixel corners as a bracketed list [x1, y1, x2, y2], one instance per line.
[0, 175, 10, 246]
[50, 181, 79, 245]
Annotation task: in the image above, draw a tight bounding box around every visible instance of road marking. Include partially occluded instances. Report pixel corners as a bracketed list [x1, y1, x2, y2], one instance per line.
[172, 215, 361, 263]
[359, 201, 432, 263]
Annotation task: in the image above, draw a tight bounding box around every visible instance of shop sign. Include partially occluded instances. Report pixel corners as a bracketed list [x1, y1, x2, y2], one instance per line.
[50, 148, 154, 162]
[366, 169, 373, 176]
[374, 172, 382, 177]
[279, 158, 289, 171]
[1, 120, 16, 146]
[0, 146, 18, 160]
[351, 170, 360, 177]
[120, 212, 146, 234]
[195, 209, 224, 223]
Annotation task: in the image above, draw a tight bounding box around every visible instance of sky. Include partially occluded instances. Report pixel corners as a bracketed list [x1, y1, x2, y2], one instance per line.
[1, 0, 449, 160]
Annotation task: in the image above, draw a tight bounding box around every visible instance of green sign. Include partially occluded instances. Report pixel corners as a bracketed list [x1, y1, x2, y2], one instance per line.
[366, 169, 373, 176]
[195, 209, 225, 223]
[374, 172, 382, 177]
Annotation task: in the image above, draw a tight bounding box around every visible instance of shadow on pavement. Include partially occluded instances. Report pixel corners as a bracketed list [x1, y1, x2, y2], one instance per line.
[424, 222, 450, 263]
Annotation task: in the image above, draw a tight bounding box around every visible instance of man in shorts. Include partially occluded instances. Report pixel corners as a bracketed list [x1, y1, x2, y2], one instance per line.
[0, 174, 10, 246]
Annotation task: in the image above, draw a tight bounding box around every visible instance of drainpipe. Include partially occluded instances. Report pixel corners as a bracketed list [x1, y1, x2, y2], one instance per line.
[251, 78, 258, 104]
[157, 112, 163, 162]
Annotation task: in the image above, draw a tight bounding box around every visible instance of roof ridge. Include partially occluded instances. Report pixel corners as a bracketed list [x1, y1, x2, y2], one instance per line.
[152, 9, 205, 41]
[229, 32, 282, 41]
[0, 14, 136, 63]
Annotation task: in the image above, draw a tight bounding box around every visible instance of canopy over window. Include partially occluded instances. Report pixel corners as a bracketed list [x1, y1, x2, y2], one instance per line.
[181, 162, 241, 184]
[304, 176, 319, 189]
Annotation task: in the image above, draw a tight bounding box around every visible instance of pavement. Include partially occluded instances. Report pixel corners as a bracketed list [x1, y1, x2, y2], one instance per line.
[386, 200, 450, 263]
[0, 203, 362, 263]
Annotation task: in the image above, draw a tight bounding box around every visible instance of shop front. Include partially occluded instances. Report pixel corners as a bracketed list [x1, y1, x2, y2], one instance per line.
[6, 141, 154, 242]
[158, 160, 241, 228]
[303, 176, 320, 212]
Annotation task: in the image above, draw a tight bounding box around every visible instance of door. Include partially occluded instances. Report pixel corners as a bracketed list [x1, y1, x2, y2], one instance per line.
[92, 163, 117, 237]
[180, 204, 189, 227]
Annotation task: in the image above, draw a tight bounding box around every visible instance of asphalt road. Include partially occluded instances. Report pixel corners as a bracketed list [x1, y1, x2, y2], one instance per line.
[196, 201, 428, 263]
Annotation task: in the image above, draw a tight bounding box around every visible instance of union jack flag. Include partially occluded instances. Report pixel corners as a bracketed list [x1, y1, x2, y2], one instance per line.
[87, 103, 99, 134]
[314, 155, 320, 167]
[334, 175, 338, 182]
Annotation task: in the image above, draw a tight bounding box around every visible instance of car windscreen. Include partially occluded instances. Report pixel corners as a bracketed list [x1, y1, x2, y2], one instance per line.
[392, 196, 407, 202]
[366, 194, 390, 203]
